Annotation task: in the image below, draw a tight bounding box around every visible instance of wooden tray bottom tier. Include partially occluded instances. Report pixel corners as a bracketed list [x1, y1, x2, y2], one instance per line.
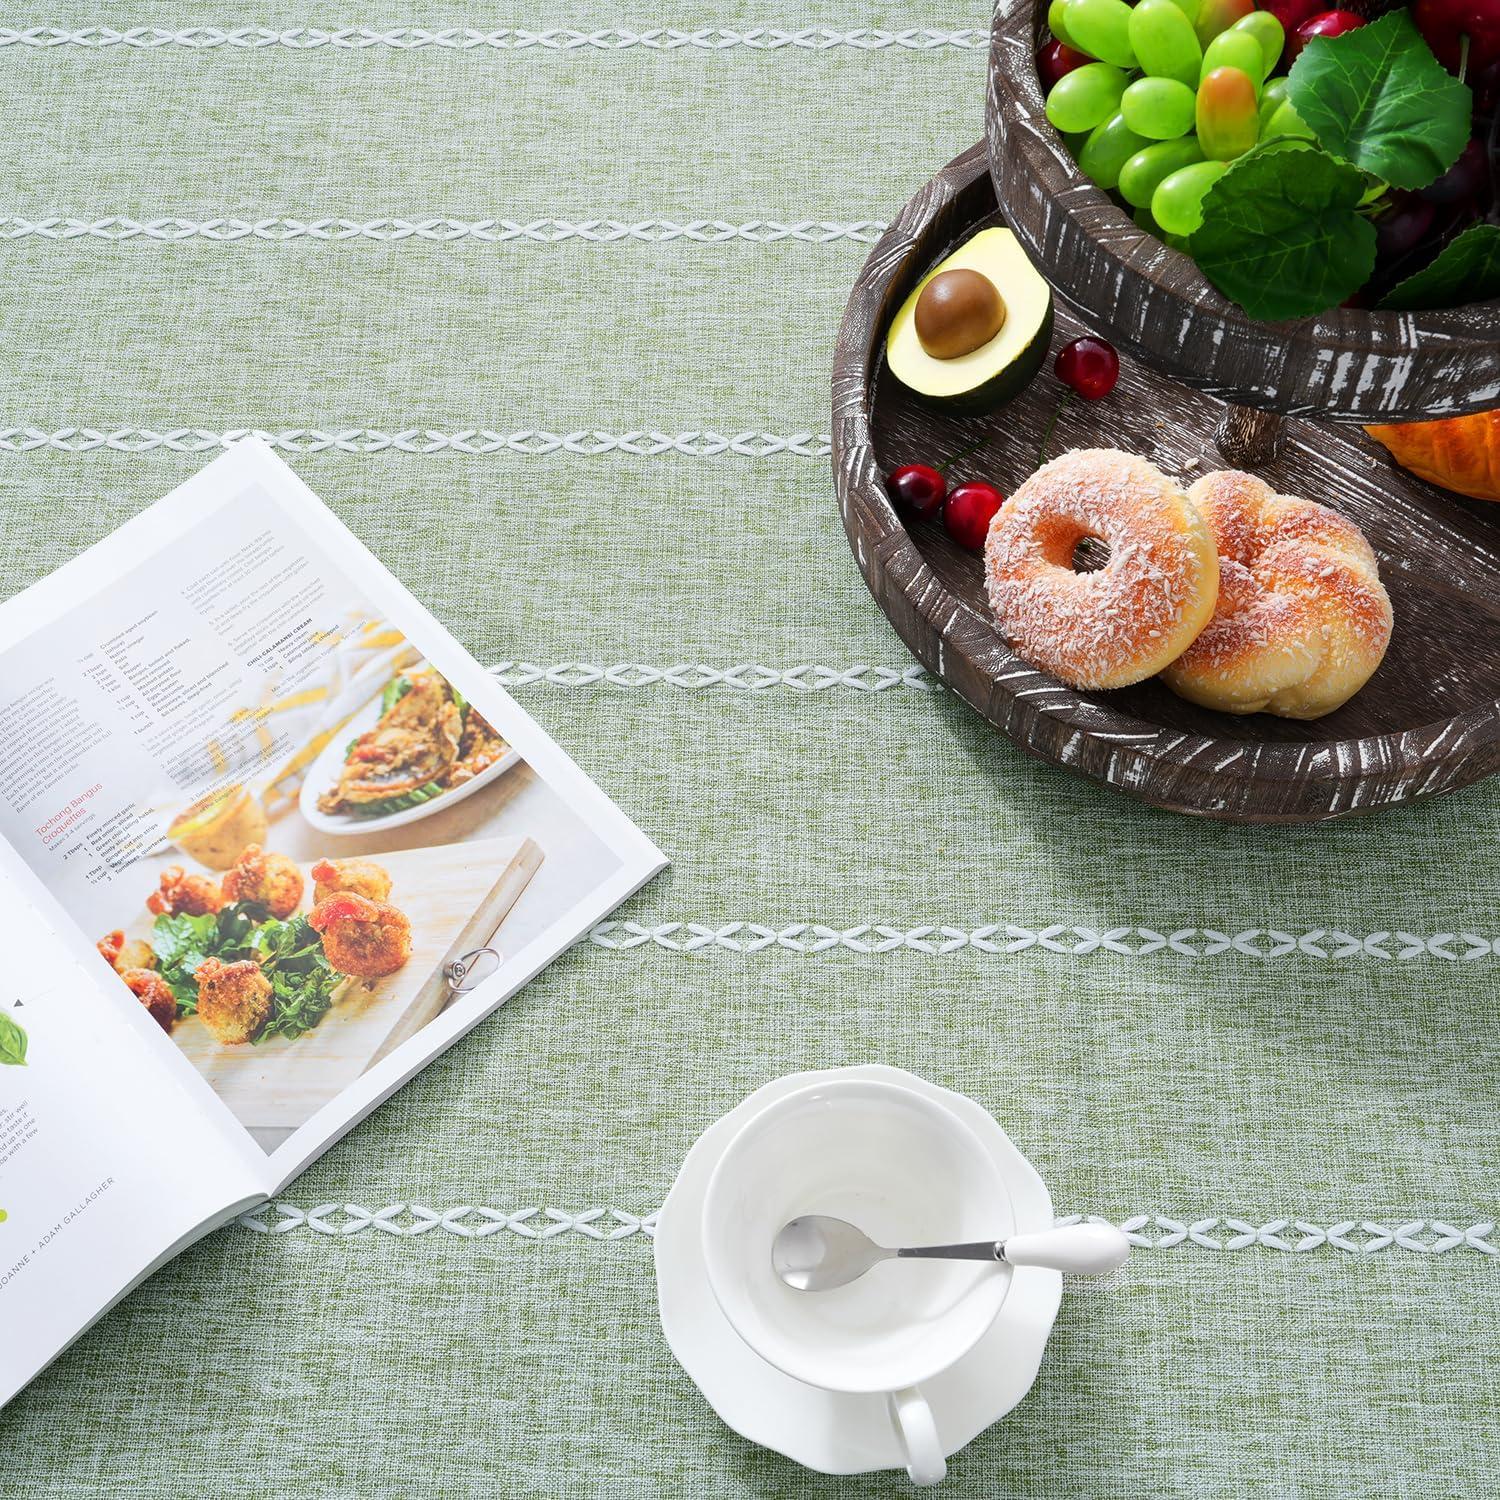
[835, 145, 1500, 822]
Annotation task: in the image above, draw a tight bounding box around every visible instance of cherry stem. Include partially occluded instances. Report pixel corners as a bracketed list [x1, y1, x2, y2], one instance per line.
[1459, 32, 1469, 86]
[1038, 390, 1075, 467]
[938, 429, 996, 477]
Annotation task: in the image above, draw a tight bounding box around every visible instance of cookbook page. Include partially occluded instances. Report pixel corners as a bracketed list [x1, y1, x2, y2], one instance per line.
[0, 860, 263, 1408]
[0, 441, 665, 1189]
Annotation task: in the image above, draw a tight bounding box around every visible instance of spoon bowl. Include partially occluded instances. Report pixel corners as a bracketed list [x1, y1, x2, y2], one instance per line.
[774, 1215, 1130, 1292]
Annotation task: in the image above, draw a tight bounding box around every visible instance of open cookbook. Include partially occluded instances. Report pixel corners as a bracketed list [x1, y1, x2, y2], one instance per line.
[0, 441, 666, 1406]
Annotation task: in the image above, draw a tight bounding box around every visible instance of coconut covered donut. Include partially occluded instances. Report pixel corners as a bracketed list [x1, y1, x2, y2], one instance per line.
[1161, 470, 1392, 719]
[984, 448, 1220, 689]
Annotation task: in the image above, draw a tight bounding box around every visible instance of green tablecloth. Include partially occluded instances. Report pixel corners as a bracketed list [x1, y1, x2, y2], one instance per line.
[3, 11, 1497, 1496]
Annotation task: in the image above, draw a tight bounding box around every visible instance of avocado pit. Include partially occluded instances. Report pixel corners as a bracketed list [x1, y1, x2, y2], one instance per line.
[914, 269, 1007, 360]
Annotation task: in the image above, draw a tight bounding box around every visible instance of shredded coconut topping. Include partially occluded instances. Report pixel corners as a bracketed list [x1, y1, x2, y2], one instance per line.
[984, 449, 1217, 690]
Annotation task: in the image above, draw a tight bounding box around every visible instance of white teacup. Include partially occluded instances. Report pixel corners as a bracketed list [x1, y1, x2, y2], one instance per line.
[702, 1077, 1014, 1485]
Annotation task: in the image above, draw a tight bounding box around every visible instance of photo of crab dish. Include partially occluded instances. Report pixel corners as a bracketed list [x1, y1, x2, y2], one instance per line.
[301, 666, 519, 834]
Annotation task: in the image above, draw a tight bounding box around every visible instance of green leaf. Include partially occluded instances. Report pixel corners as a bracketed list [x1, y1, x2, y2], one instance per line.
[1379, 224, 1500, 311]
[152, 902, 264, 1016]
[347, 779, 446, 818]
[1188, 142, 1376, 320]
[1287, 11, 1471, 190]
[0, 1011, 28, 1066]
[149, 909, 218, 970]
[379, 674, 412, 714]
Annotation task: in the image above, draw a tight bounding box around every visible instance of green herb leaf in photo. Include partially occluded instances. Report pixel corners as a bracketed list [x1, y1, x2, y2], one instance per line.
[152, 902, 264, 1014]
[252, 915, 341, 1042]
[0, 1011, 28, 1066]
[1287, 11, 1472, 190]
[1379, 224, 1500, 311]
[379, 674, 413, 714]
[1189, 142, 1377, 320]
[352, 779, 445, 818]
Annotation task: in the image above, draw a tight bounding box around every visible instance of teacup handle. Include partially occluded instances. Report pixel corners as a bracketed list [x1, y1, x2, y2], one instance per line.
[888, 1385, 946, 1486]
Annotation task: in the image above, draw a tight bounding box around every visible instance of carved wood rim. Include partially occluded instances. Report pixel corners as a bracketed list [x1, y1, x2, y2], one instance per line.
[830, 142, 1500, 821]
[986, 1, 1500, 421]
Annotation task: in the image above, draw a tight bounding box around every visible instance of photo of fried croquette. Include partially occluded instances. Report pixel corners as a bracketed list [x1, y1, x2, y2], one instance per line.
[221, 843, 304, 918]
[309, 893, 413, 979]
[97, 928, 157, 974]
[311, 857, 392, 905]
[146, 866, 225, 917]
[121, 968, 177, 1032]
[195, 957, 274, 1045]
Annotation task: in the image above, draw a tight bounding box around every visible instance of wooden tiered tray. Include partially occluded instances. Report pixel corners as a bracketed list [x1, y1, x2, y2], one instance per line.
[830, 145, 1500, 822]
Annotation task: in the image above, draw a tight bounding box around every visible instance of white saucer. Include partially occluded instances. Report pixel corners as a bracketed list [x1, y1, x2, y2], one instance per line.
[654, 1065, 1062, 1478]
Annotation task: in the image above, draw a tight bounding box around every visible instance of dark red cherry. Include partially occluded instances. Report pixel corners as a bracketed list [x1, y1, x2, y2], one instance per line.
[1287, 9, 1365, 61]
[1374, 192, 1437, 261]
[943, 482, 1006, 551]
[1412, 0, 1500, 76]
[1255, 0, 1326, 36]
[1038, 39, 1091, 90]
[886, 463, 946, 519]
[1420, 139, 1491, 206]
[1055, 337, 1120, 400]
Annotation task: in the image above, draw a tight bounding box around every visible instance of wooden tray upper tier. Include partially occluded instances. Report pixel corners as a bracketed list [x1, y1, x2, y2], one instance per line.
[987, 0, 1500, 421]
[831, 144, 1500, 822]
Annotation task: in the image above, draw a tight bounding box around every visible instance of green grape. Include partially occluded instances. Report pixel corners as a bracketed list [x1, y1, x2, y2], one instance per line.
[1048, 0, 1084, 50]
[1134, 204, 1163, 234]
[1151, 159, 1229, 235]
[1262, 99, 1315, 141]
[1192, 0, 1253, 47]
[1065, 0, 1138, 68]
[1162, 0, 1201, 24]
[1128, 0, 1202, 86]
[1078, 112, 1152, 189]
[1118, 134, 1206, 207]
[1257, 76, 1289, 132]
[1199, 30, 1264, 95]
[1229, 10, 1284, 78]
[1121, 76, 1197, 139]
[1135, 201, 1195, 250]
[1197, 65, 1259, 158]
[1046, 62, 1129, 133]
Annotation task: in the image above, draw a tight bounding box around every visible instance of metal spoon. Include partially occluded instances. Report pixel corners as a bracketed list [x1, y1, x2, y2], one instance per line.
[773, 1216, 1130, 1292]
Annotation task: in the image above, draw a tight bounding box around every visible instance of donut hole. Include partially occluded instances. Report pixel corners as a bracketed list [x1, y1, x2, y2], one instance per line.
[1071, 535, 1111, 573]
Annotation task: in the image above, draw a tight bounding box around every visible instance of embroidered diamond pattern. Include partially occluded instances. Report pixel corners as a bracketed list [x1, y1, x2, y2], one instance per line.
[236, 1206, 1495, 1253]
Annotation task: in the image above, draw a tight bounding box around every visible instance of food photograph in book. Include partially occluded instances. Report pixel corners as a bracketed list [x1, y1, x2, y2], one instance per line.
[0, 493, 624, 1153]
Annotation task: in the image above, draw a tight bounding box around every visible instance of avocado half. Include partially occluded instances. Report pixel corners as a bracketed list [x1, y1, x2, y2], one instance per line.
[885, 228, 1054, 416]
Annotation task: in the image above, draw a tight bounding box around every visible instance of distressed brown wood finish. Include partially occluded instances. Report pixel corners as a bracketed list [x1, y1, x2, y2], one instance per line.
[831, 145, 1500, 822]
[986, 2, 1500, 421]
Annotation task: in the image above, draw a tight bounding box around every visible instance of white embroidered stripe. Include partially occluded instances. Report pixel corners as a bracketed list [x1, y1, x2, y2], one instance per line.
[0, 428, 831, 457]
[234, 1205, 1500, 1253]
[0, 27, 987, 51]
[0, 217, 888, 245]
[582, 922, 1498, 959]
[490, 662, 936, 692]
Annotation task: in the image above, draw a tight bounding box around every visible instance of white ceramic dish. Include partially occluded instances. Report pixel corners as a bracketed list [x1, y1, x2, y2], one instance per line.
[655, 1065, 1063, 1480]
[298, 662, 520, 836]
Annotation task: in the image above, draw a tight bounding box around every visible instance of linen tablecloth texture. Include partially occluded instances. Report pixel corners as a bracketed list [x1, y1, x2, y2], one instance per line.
[3, 9, 1497, 1496]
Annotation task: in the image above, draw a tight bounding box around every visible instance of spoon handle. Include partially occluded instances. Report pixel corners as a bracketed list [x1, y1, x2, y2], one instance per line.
[894, 1241, 1004, 1261]
[1000, 1223, 1130, 1274]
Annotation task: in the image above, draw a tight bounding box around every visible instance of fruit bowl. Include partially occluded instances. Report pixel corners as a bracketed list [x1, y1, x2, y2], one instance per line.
[987, 0, 1500, 423]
